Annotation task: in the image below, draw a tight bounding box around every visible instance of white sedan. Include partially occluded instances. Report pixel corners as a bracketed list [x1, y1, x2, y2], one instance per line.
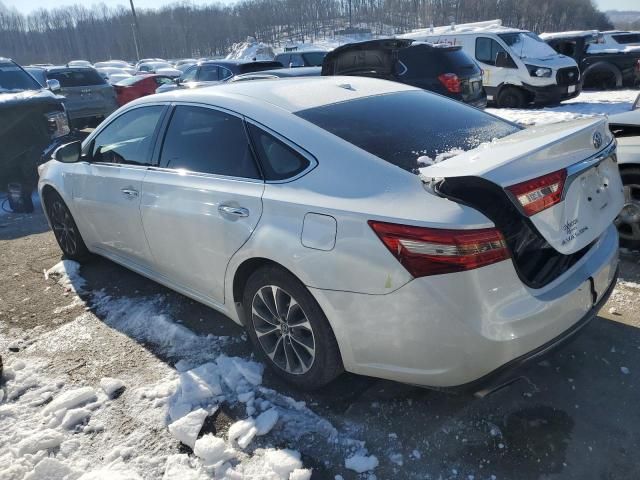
[39, 77, 623, 390]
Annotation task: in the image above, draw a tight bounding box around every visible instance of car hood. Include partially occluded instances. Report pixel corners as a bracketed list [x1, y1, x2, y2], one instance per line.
[0, 88, 62, 108]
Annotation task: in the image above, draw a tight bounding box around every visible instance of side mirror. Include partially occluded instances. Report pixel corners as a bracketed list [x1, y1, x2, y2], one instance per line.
[46, 79, 61, 93]
[54, 141, 82, 163]
[495, 51, 516, 68]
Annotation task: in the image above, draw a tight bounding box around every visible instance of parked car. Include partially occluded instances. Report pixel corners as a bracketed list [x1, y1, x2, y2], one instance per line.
[113, 74, 175, 106]
[136, 62, 181, 77]
[229, 66, 321, 82]
[27, 66, 118, 129]
[608, 102, 640, 249]
[41, 77, 622, 390]
[135, 58, 166, 68]
[275, 50, 327, 67]
[0, 57, 69, 213]
[588, 30, 640, 51]
[155, 59, 284, 93]
[95, 67, 132, 84]
[401, 19, 582, 108]
[321, 39, 487, 108]
[542, 31, 640, 89]
[174, 58, 198, 68]
[67, 60, 93, 68]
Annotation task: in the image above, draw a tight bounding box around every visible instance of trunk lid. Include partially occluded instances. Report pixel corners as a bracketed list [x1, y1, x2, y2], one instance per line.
[422, 117, 624, 255]
[321, 39, 412, 77]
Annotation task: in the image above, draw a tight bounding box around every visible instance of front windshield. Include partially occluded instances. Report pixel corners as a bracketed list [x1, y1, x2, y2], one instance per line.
[498, 32, 558, 59]
[0, 62, 42, 92]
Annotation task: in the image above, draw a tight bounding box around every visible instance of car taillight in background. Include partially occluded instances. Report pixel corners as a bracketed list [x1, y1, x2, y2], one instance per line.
[437, 73, 461, 93]
[368, 221, 509, 277]
[45, 110, 70, 139]
[506, 169, 567, 216]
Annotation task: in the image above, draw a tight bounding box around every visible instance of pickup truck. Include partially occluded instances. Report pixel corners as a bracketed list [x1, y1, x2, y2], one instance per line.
[0, 57, 70, 212]
[542, 31, 640, 89]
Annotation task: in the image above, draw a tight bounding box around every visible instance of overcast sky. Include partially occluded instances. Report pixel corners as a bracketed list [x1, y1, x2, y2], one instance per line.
[3, 0, 638, 15]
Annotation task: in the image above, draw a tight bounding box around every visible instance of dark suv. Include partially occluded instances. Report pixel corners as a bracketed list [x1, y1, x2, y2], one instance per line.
[0, 58, 70, 212]
[321, 39, 487, 108]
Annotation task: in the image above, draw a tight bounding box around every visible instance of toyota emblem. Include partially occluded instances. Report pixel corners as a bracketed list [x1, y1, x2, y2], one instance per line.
[592, 131, 603, 149]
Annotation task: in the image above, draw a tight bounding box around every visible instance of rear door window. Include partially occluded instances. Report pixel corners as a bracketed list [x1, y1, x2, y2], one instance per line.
[160, 105, 260, 179]
[181, 66, 197, 82]
[198, 64, 219, 81]
[247, 124, 310, 180]
[296, 90, 519, 173]
[612, 33, 640, 44]
[48, 69, 106, 87]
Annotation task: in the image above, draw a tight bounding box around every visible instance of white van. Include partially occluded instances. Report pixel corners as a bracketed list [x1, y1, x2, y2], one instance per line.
[398, 20, 582, 108]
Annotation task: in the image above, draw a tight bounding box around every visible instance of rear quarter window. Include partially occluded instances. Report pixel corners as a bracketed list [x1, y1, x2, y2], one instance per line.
[296, 90, 520, 173]
[47, 69, 106, 87]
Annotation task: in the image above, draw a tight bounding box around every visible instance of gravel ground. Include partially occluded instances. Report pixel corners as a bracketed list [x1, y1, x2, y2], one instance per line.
[1, 200, 640, 479]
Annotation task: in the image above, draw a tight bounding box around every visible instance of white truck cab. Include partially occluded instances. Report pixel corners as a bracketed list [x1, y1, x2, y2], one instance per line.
[398, 20, 582, 108]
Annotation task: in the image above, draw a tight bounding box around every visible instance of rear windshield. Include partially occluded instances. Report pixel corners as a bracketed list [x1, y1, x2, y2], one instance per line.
[296, 90, 520, 173]
[238, 62, 284, 74]
[47, 69, 106, 87]
[399, 45, 480, 77]
[612, 33, 640, 45]
[302, 52, 327, 66]
[0, 62, 42, 92]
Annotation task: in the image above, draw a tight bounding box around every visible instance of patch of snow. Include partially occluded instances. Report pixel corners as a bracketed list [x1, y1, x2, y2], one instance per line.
[15, 429, 65, 456]
[44, 260, 86, 293]
[345, 454, 379, 473]
[621, 366, 630, 375]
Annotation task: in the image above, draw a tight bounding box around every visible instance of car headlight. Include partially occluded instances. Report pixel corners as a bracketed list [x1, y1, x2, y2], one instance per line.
[45, 110, 70, 139]
[526, 65, 552, 78]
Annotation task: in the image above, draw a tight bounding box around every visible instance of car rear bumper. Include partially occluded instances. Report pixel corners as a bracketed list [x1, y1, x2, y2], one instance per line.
[309, 224, 619, 388]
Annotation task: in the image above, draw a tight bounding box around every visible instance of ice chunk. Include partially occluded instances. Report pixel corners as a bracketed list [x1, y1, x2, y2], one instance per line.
[255, 408, 279, 436]
[61, 407, 92, 429]
[193, 434, 235, 465]
[264, 449, 303, 478]
[16, 429, 64, 456]
[228, 418, 257, 449]
[180, 363, 222, 401]
[100, 377, 125, 398]
[168, 408, 208, 448]
[24, 457, 76, 480]
[345, 454, 379, 473]
[290, 469, 312, 480]
[42, 387, 97, 415]
[162, 454, 200, 480]
[77, 470, 143, 480]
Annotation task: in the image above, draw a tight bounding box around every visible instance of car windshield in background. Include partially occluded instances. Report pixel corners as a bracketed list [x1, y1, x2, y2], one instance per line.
[296, 90, 520, 173]
[302, 52, 326, 66]
[0, 63, 42, 92]
[47, 69, 106, 87]
[498, 32, 558, 59]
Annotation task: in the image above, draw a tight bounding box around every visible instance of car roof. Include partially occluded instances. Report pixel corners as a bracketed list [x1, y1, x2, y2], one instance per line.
[147, 75, 416, 113]
[47, 65, 98, 72]
[198, 59, 279, 67]
[276, 50, 327, 54]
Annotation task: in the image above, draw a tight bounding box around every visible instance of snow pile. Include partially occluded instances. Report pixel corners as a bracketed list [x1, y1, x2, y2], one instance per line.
[488, 89, 639, 126]
[226, 36, 276, 61]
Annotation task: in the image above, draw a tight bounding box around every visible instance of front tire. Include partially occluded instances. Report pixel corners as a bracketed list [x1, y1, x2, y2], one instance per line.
[497, 87, 526, 109]
[45, 190, 91, 262]
[615, 168, 640, 250]
[243, 265, 343, 390]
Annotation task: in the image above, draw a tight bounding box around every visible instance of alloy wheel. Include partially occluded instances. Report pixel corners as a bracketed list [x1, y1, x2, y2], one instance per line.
[251, 285, 316, 375]
[615, 184, 640, 243]
[49, 200, 79, 256]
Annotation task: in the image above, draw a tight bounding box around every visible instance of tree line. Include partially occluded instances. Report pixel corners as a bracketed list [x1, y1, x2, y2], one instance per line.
[0, 0, 613, 64]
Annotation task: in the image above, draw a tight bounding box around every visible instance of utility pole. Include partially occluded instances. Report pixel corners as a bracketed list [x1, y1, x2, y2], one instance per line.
[348, 0, 352, 28]
[129, 0, 142, 60]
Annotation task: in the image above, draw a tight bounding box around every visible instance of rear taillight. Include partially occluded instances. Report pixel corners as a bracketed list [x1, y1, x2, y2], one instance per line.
[635, 59, 640, 73]
[438, 73, 461, 93]
[368, 221, 509, 277]
[506, 169, 567, 216]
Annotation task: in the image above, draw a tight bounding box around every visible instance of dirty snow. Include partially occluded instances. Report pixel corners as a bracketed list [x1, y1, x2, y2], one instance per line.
[0, 260, 370, 479]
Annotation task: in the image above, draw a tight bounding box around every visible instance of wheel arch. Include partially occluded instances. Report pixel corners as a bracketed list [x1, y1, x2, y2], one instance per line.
[583, 62, 623, 88]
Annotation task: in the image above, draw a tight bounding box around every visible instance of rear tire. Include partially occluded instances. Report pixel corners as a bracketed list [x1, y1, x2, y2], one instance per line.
[242, 265, 343, 390]
[497, 87, 526, 109]
[44, 190, 92, 262]
[615, 168, 640, 250]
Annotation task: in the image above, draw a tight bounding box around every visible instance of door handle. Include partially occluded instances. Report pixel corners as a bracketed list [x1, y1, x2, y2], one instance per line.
[121, 188, 139, 198]
[218, 205, 249, 217]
